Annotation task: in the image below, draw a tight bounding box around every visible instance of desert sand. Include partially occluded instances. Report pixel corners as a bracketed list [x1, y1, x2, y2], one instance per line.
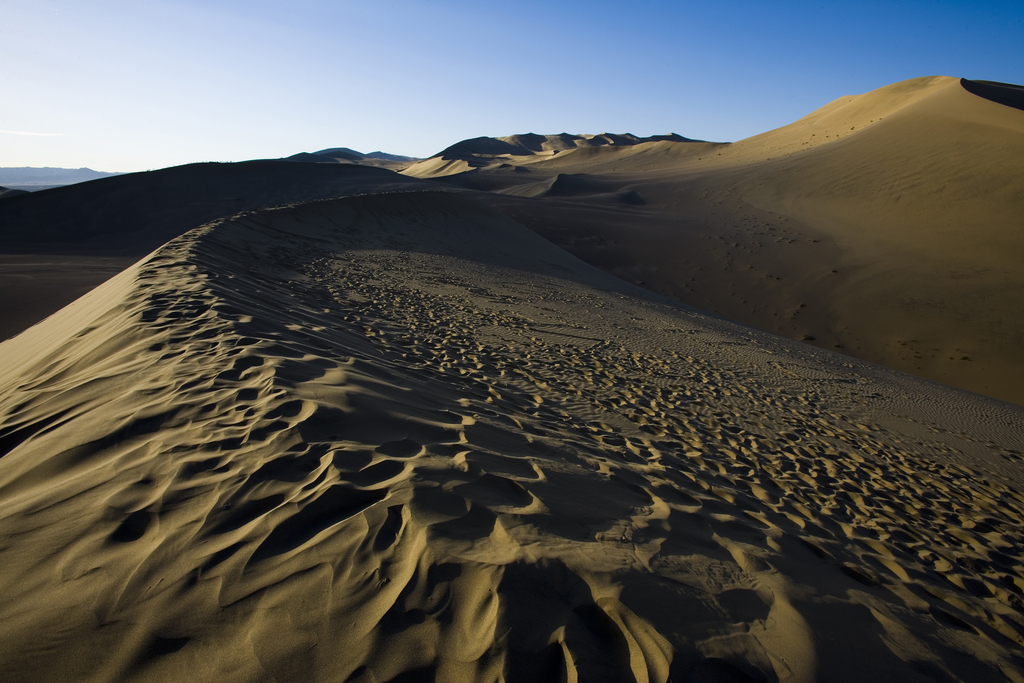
[414, 77, 1024, 404]
[2, 189, 1024, 682]
[0, 254, 136, 341]
[0, 186, 29, 200]
[0, 160, 427, 341]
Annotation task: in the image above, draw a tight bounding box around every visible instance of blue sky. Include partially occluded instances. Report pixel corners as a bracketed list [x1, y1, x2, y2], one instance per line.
[1, 0, 1021, 171]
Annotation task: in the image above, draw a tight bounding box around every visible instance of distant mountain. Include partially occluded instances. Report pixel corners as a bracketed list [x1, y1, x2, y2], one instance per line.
[309, 147, 364, 161]
[285, 147, 421, 170]
[312, 147, 419, 162]
[363, 151, 419, 162]
[0, 167, 122, 189]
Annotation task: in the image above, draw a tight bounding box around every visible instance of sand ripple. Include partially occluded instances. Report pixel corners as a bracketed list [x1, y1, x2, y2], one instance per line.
[1, 192, 1023, 682]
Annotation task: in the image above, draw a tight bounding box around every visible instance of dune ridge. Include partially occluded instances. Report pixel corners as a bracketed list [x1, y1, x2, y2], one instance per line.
[0, 160, 426, 254]
[961, 79, 1024, 112]
[2, 190, 1024, 681]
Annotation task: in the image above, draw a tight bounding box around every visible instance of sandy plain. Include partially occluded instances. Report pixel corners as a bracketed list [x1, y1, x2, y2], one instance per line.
[1, 189, 1024, 682]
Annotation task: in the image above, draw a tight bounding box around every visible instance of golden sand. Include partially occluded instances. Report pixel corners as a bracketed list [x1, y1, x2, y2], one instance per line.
[418, 77, 1024, 404]
[1, 191, 1023, 681]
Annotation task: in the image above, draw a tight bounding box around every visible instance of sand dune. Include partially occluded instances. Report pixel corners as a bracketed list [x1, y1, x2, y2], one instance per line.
[961, 79, 1024, 112]
[2, 190, 1024, 681]
[424, 76, 1024, 404]
[501, 172, 646, 205]
[0, 160, 428, 340]
[0, 160, 426, 253]
[402, 133, 697, 178]
[0, 186, 29, 200]
[0, 253, 136, 341]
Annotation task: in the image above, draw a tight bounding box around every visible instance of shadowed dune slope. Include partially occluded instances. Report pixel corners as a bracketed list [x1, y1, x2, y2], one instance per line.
[0, 186, 29, 200]
[962, 79, 1024, 112]
[0, 160, 428, 254]
[0, 160, 431, 341]
[445, 76, 1024, 403]
[2, 190, 1024, 682]
[0, 253, 136, 343]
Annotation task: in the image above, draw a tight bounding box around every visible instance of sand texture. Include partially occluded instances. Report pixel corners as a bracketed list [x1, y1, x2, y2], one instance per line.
[417, 76, 1024, 404]
[2, 190, 1024, 682]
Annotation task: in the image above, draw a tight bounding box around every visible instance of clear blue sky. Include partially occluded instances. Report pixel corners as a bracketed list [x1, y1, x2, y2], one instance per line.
[2, 0, 1021, 172]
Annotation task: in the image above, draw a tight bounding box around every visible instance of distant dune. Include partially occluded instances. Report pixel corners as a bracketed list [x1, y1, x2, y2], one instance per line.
[402, 133, 699, 178]
[0, 186, 28, 200]
[421, 76, 1024, 404]
[2, 190, 1024, 681]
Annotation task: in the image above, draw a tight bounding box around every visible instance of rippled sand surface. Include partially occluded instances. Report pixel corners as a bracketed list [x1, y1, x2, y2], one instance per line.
[1, 191, 1023, 682]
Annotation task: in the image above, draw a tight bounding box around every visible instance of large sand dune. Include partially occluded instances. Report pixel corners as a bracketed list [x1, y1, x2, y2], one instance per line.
[419, 76, 1024, 404]
[2, 190, 1024, 681]
[0, 160, 428, 340]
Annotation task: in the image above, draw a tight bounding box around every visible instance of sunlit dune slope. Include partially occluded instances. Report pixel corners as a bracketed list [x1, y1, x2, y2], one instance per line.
[2, 191, 1024, 682]
[438, 76, 1024, 403]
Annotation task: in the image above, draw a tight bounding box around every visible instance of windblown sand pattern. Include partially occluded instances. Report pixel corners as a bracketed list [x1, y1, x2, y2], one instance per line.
[1, 191, 1024, 682]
